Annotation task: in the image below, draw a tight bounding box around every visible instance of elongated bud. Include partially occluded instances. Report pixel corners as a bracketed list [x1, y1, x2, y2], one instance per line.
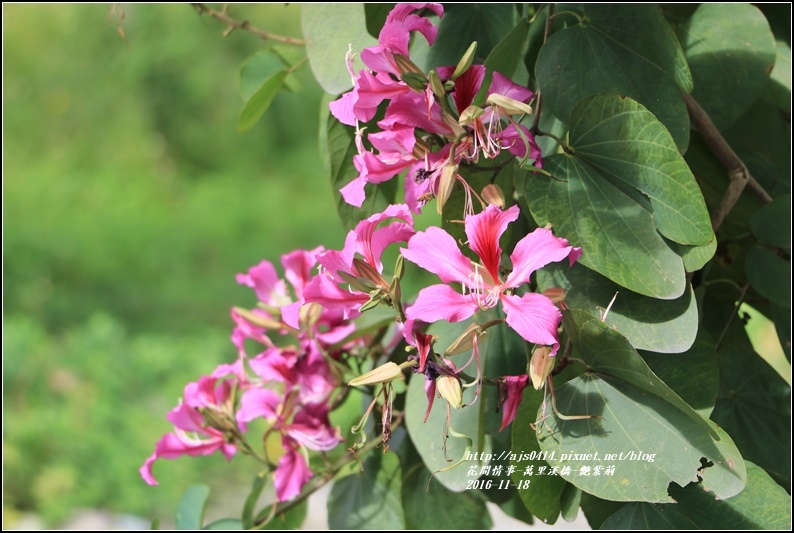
[353, 258, 389, 289]
[445, 323, 486, 356]
[437, 374, 463, 409]
[428, 70, 446, 99]
[402, 72, 429, 93]
[233, 306, 282, 330]
[436, 163, 458, 215]
[394, 254, 405, 280]
[393, 53, 425, 76]
[451, 41, 478, 80]
[338, 270, 378, 293]
[359, 291, 385, 313]
[481, 184, 505, 208]
[299, 301, 323, 328]
[263, 427, 286, 467]
[441, 112, 467, 136]
[529, 345, 555, 390]
[486, 93, 534, 115]
[459, 104, 485, 127]
[349, 361, 412, 387]
[388, 275, 402, 309]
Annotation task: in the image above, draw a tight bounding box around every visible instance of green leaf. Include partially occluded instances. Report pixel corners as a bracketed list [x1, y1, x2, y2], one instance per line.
[723, 100, 791, 198]
[175, 484, 210, 530]
[537, 373, 746, 503]
[326, 115, 398, 231]
[511, 390, 566, 524]
[579, 492, 626, 529]
[237, 71, 287, 132]
[751, 194, 791, 249]
[706, 297, 792, 488]
[242, 475, 266, 529]
[364, 4, 395, 39]
[526, 155, 687, 299]
[639, 332, 720, 419]
[484, 18, 531, 79]
[673, 239, 718, 273]
[571, 94, 713, 247]
[537, 262, 699, 353]
[402, 461, 493, 529]
[204, 518, 243, 530]
[560, 483, 582, 522]
[302, 4, 377, 94]
[745, 245, 791, 308]
[678, 3, 777, 131]
[763, 40, 791, 113]
[261, 502, 307, 530]
[428, 4, 516, 68]
[563, 310, 716, 436]
[328, 452, 405, 529]
[601, 462, 792, 529]
[240, 51, 287, 101]
[405, 369, 492, 492]
[535, 4, 692, 151]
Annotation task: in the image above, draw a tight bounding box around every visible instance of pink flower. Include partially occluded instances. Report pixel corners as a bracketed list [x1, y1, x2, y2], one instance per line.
[140, 370, 241, 486]
[236, 388, 342, 501]
[402, 205, 581, 354]
[304, 205, 415, 315]
[498, 374, 529, 431]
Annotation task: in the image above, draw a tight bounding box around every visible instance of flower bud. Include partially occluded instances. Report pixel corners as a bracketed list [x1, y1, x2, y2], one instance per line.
[348, 361, 404, 387]
[393, 53, 425, 76]
[481, 184, 505, 208]
[451, 41, 478, 81]
[436, 374, 463, 409]
[543, 287, 567, 305]
[486, 93, 534, 115]
[353, 258, 389, 289]
[402, 72, 429, 93]
[436, 163, 458, 215]
[444, 323, 486, 356]
[232, 306, 282, 330]
[529, 345, 555, 390]
[428, 70, 446, 99]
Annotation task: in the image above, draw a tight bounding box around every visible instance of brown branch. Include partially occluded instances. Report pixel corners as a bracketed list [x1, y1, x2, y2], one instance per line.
[191, 3, 306, 46]
[683, 93, 773, 232]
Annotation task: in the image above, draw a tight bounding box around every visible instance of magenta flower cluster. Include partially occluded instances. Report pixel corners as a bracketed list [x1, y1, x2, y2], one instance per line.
[141, 3, 581, 504]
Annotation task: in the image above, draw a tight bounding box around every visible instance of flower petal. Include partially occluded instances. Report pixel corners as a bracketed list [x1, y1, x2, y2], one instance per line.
[402, 226, 473, 285]
[274, 447, 312, 502]
[499, 374, 529, 432]
[405, 284, 477, 325]
[465, 204, 519, 282]
[500, 292, 562, 354]
[505, 228, 581, 288]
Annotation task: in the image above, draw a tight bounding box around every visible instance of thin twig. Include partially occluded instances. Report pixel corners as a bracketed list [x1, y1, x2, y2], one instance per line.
[683, 93, 773, 232]
[531, 3, 555, 132]
[191, 3, 306, 46]
[715, 283, 750, 351]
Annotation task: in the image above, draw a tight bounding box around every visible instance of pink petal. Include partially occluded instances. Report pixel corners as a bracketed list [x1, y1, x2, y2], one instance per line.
[166, 403, 207, 433]
[465, 204, 519, 282]
[339, 173, 368, 208]
[487, 71, 534, 103]
[499, 374, 529, 431]
[500, 123, 542, 166]
[249, 346, 296, 383]
[303, 273, 369, 314]
[139, 452, 159, 485]
[378, 91, 452, 136]
[500, 293, 562, 355]
[423, 375, 437, 423]
[236, 260, 287, 305]
[405, 284, 477, 325]
[236, 387, 282, 427]
[505, 227, 580, 288]
[282, 247, 322, 299]
[329, 90, 359, 127]
[274, 447, 312, 502]
[402, 226, 474, 285]
[356, 204, 415, 270]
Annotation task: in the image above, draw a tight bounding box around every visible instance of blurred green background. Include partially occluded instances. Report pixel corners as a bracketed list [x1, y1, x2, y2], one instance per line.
[3, 4, 345, 526]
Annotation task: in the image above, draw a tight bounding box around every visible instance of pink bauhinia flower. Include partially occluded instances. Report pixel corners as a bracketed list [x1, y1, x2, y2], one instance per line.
[236, 387, 342, 501]
[139, 369, 242, 486]
[402, 204, 581, 355]
[304, 204, 414, 315]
